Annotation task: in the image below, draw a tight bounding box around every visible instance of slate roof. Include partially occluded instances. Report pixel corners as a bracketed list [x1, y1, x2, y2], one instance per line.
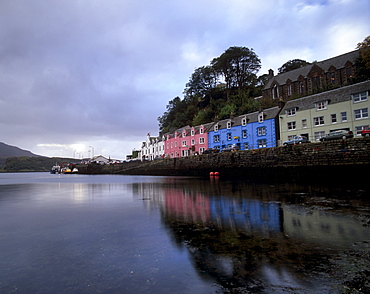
[264, 50, 359, 89]
[281, 80, 370, 112]
[207, 106, 281, 131]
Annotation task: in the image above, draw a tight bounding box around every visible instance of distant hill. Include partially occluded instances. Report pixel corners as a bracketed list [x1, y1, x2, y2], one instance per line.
[0, 142, 41, 158]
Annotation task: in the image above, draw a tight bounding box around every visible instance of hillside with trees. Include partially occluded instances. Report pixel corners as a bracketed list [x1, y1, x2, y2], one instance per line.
[158, 46, 273, 133]
[158, 37, 370, 134]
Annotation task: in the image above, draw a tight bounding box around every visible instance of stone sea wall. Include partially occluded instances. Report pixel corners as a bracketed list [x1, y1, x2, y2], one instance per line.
[78, 137, 370, 181]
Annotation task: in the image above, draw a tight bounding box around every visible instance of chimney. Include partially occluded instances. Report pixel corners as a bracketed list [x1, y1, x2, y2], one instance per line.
[268, 69, 274, 78]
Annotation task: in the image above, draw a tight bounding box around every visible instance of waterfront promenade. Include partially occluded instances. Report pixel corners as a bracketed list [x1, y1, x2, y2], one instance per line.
[78, 137, 370, 182]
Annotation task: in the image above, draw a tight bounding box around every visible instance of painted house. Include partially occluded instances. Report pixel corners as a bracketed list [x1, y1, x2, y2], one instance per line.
[164, 124, 210, 158]
[207, 106, 281, 151]
[141, 133, 165, 160]
[279, 80, 370, 143]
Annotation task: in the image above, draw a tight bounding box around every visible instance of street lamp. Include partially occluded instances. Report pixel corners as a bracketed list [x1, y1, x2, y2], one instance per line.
[89, 146, 94, 159]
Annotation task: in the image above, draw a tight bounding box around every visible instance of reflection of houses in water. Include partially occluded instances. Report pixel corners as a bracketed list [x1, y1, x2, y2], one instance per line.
[164, 188, 211, 223]
[163, 187, 282, 235]
[210, 198, 282, 234]
[282, 204, 370, 248]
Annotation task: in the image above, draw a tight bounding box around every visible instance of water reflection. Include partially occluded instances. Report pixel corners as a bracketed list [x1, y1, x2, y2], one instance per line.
[135, 178, 370, 293]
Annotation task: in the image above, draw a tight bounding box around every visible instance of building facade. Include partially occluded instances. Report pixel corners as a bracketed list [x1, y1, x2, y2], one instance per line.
[207, 106, 281, 151]
[279, 80, 370, 143]
[262, 50, 359, 101]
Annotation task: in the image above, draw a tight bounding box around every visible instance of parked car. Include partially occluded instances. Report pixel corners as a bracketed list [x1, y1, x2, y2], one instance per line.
[221, 144, 240, 152]
[319, 130, 353, 141]
[202, 148, 219, 154]
[283, 135, 310, 146]
[361, 126, 370, 137]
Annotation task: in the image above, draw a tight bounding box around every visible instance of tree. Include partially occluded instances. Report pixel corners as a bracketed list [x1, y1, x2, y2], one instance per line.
[278, 59, 310, 74]
[184, 66, 218, 100]
[352, 35, 370, 83]
[211, 47, 261, 99]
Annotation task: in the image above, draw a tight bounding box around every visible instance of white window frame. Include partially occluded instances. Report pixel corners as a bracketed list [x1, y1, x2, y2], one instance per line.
[331, 114, 337, 124]
[341, 112, 347, 122]
[302, 119, 307, 128]
[257, 127, 266, 136]
[258, 113, 264, 123]
[242, 130, 247, 138]
[182, 140, 187, 147]
[241, 117, 247, 126]
[313, 116, 325, 126]
[214, 125, 219, 132]
[314, 131, 325, 141]
[258, 139, 267, 148]
[286, 108, 296, 116]
[227, 133, 232, 140]
[354, 108, 368, 120]
[352, 91, 368, 103]
[199, 137, 205, 144]
[287, 121, 296, 131]
[227, 121, 232, 129]
[316, 101, 328, 111]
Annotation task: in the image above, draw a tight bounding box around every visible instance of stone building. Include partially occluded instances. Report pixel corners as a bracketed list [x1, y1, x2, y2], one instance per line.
[262, 50, 359, 101]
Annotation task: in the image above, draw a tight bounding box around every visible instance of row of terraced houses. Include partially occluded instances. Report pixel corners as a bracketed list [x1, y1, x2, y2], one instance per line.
[140, 50, 370, 160]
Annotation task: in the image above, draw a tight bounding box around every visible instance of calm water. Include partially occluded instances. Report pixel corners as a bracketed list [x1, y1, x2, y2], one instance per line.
[0, 173, 369, 294]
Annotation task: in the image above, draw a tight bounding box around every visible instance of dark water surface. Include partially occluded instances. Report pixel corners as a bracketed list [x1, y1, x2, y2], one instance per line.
[0, 173, 369, 293]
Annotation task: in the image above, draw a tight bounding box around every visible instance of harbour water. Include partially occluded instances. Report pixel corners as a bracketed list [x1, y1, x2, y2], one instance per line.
[0, 172, 369, 293]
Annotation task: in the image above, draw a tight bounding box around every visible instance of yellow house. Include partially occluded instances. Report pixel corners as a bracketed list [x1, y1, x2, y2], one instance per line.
[279, 80, 370, 144]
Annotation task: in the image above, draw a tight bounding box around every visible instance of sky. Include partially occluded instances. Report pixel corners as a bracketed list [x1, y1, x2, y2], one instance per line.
[0, 0, 369, 160]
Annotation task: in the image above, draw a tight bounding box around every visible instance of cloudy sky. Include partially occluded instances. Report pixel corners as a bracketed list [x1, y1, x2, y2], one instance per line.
[1, 0, 369, 159]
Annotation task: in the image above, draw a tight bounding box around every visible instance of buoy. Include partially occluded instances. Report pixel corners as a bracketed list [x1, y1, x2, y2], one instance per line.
[209, 172, 214, 176]
[214, 172, 220, 176]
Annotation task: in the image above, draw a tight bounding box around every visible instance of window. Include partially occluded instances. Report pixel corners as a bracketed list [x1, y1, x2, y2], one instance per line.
[214, 135, 220, 142]
[258, 139, 267, 148]
[341, 112, 347, 122]
[182, 131, 186, 137]
[316, 101, 327, 110]
[182, 140, 187, 147]
[214, 125, 219, 132]
[346, 67, 353, 78]
[287, 121, 296, 130]
[244, 143, 249, 150]
[227, 121, 232, 129]
[287, 84, 292, 96]
[242, 117, 247, 126]
[331, 114, 337, 124]
[314, 131, 325, 141]
[354, 108, 368, 119]
[242, 130, 247, 138]
[257, 127, 266, 136]
[272, 84, 279, 99]
[330, 72, 335, 84]
[191, 130, 195, 136]
[199, 147, 205, 154]
[299, 81, 304, 93]
[352, 91, 368, 103]
[227, 133, 232, 140]
[191, 139, 195, 145]
[313, 116, 325, 126]
[311, 76, 321, 89]
[302, 119, 307, 128]
[199, 137, 205, 144]
[258, 113, 264, 123]
[200, 128, 204, 134]
[286, 108, 296, 116]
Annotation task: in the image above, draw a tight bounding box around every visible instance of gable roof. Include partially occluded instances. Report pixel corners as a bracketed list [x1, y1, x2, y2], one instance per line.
[264, 50, 359, 89]
[280, 80, 370, 112]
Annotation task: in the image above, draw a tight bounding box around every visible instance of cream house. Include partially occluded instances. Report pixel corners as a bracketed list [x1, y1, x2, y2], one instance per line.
[279, 80, 370, 144]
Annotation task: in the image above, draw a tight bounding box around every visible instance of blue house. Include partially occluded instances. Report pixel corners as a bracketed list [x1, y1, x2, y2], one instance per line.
[207, 106, 281, 151]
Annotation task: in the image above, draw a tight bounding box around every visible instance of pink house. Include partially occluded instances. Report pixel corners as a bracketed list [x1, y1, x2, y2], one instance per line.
[164, 124, 210, 158]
